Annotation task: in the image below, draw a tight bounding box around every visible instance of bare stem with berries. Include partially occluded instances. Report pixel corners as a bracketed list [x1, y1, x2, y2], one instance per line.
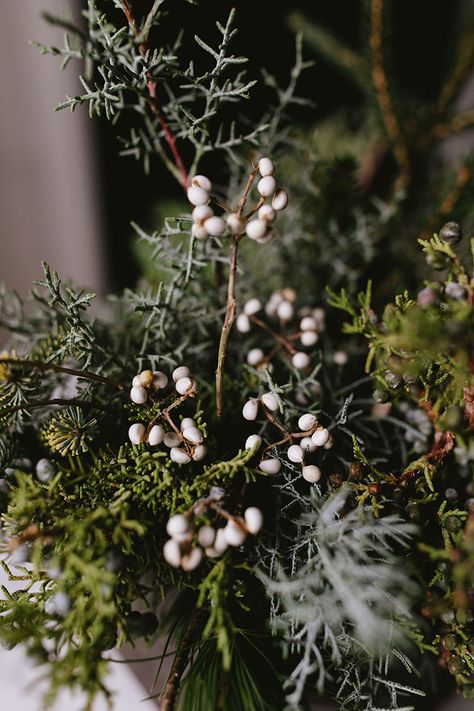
[215, 165, 260, 418]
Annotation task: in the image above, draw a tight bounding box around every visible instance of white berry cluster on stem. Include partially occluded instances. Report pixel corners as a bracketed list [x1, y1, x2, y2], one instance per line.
[163, 490, 264, 570]
[242, 395, 333, 483]
[127, 365, 206, 464]
[186, 158, 288, 418]
[186, 159, 288, 245]
[237, 288, 326, 373]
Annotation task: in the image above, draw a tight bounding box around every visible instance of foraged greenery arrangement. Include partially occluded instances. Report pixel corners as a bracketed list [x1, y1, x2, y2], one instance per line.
[0, 2, 473, 709]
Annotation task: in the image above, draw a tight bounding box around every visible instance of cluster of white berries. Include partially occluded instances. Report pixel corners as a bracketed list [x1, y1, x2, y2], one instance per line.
[188, 175, 227, 240]
[242, 401, 333, 483]
[237, 288, 326, 372]
[243, 158, 288, 245]
[187, 158, 288, 243]
[128, 366, 206, 464]
[163, 502, 264, 570]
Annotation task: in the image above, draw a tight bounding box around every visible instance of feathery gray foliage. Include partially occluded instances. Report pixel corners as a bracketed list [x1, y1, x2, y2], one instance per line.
[259, 489, 421, 708]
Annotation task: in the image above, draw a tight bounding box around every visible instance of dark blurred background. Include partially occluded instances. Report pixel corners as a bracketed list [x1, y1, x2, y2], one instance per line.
[1, 0, 472, 296]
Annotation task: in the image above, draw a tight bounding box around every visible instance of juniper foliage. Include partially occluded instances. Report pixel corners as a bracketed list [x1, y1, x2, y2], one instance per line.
[0, 2, 473, 711]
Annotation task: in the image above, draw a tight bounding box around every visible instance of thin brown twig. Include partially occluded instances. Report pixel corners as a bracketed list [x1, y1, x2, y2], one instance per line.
[160, 611, 204, 711]
[0, 357, 124, 390]
[215, 234, 241, 418]
[369, 0, 410, 186]
[428, 110, 474, 142]
[422, 163, 472, 239]
[214, 165, 261, 418]
[119, 0, 189, 189]
[249, 315, 296, 355]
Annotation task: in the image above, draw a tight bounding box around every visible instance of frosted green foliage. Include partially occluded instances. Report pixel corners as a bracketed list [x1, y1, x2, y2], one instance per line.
[259, 489, 419, 708]
[35, 2, 266, 178]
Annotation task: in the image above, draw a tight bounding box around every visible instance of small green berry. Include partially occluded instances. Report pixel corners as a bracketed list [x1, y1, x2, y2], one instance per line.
[441, 633, 458, 651]
[447, 655, 464, 675]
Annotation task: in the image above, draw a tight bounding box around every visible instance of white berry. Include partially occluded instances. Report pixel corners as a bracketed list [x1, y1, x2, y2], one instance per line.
[132, 375, 141, 388]
[259, 458, 281, 475]
[128, 423, 146, 445]
[245, 434, 262, 450]
[130, 385, 147, 404]
[138, 369, 154, 386]
[311, 427, 330, 447]
[163, 539, 182, 568]
[247, 348, 264, 367]
[152, 371, 168, 389]
[192, 205, 213, 222]
[243, 298, 262, 316]
[223, 520, 247, 547]
[257, 175, 276, 197]
[333, 351, 348, 365]
[256, 228, 275, 245]
[301, 436, 316, 453]
[242, 399, 259, 421]
[170, 447, 191, 464]
[166, 513, 189, 538]
[164, 432, 181, 448]
[187, 185, 209, 206]
[173, 366, 190, 382]
[276, 300, 294, 321]
[148, 425, 165, 446]
[183, 426, 203, 444]
[191, 174, 212, 192]
[236, 313, 251, 333]
[244, 507, 263, 534]
[301, 331, 318, 347]
[313, 307, 325, 326]
[192, 223, 209, 240]
[258, 157, 274, 177]
[192, 444, 207, 461]
[181, 547, 203, 571]
[287, 444, 304, 463]
[292, 352, 310, 369]
[258, 204, 276, 222]
[204, 215, 226, 237]
[265, 292, 283, 316]
[300, 316, 317, 331]
[302, 465, 322, 483]
[272, 188, 289, 211]
[197, 525, 216, 548]
[261, 392, 279, 411]
[213, 528, 229, 554]
[176, 376, 194, 395]
[246, 218, 267, 241]
[180, 417, 195, 431]
[226, 213, 245, 234]
[324, 435, 334, 450]
[298, 413, 316, 431]
[36, 458, 55, 483]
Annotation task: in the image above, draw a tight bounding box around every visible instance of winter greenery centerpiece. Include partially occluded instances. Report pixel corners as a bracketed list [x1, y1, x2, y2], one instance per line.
[0, 2, 474, 709]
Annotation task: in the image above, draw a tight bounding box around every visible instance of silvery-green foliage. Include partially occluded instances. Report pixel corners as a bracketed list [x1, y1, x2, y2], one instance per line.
[259, 489, 420, 709]
[35, 2, 266, 177]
